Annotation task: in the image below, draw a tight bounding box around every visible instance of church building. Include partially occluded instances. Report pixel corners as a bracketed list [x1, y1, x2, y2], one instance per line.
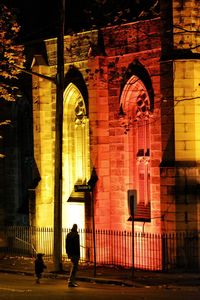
[1, 0, 199, 270]
[31, 0, 200, 236]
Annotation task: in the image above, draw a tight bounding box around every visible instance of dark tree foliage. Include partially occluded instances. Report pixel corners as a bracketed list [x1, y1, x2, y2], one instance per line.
[0, 4, 25, 101]
[67, 0, 159, 32]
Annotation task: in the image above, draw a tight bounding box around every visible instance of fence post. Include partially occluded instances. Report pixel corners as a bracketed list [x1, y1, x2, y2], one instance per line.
[91, 189, 96, 277]
[131, 217, 134, 280]
[162, 233, 169, 272]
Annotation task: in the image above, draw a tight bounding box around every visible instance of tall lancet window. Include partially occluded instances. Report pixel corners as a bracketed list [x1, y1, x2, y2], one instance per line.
[120, 75, 151, 221]
[63, 83, 90, 202]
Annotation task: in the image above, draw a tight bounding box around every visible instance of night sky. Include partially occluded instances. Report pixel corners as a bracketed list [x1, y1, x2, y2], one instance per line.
[3, 0, 59, 41]
[3, 0, 160, 42]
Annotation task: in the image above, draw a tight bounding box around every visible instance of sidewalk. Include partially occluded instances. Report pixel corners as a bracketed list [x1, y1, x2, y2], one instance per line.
[0, 255, 199, 288]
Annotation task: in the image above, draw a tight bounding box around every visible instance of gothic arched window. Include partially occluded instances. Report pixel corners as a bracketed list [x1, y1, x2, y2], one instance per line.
[120, 75, 151, 221]
[63, 83, 90, 200]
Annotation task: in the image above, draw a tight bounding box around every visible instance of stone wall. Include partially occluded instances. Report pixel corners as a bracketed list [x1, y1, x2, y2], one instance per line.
[160, 0, 200, 231]
[31, 0, 200, 234]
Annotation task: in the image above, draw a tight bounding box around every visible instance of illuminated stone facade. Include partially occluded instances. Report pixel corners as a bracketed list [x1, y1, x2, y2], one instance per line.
[0, 0, 199, 270]
[30, 0, 200, 237]
[29, 0, 200, 235]
[160, 0, 200, 231]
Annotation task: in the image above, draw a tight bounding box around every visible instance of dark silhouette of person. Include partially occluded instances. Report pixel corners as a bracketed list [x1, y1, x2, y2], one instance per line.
[34, 253, 47, 284]
[65, 224, 80, 287]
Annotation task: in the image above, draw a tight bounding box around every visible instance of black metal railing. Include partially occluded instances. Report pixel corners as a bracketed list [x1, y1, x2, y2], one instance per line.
[0, 226, 199, 272]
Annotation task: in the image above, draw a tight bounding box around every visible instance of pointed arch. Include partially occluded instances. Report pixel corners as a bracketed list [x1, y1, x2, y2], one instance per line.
[62, 83, 90, 202]
[120, 59, 154, 111]
[120, 74, 152, 221]
[64, 66, 89, 116]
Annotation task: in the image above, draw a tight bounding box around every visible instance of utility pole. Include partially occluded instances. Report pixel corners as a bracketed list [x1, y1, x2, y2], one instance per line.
[53, 0, 65, 271]
[12, 0, 65, 272]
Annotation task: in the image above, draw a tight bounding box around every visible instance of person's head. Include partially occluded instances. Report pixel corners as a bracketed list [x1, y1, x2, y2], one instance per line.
[71, 224, 78, 232]
[37, 253, 44, 259]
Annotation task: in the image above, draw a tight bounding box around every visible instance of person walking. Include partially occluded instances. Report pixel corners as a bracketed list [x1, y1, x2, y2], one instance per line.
[34, 253, 47, 284]
[65, 224, 80, 287]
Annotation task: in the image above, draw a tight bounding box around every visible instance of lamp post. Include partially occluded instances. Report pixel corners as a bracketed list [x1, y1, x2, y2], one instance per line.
[53, 0, 65, 272]
[91, 188, 96, 277]
[128, 190, 136, 281]
[12, 0, 66, 272]
[88, 168, 98, 277]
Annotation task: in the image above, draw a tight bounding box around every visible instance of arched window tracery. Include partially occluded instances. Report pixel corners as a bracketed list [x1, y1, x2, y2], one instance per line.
[120, 75, 152, 220]
[63, 83, 90, 201]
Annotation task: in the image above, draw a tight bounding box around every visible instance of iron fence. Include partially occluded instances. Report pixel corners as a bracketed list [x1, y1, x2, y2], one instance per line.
[0, 226, 199, 272]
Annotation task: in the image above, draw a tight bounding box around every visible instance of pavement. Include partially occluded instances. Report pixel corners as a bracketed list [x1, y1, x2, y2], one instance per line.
[0, 255, 200, 289]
